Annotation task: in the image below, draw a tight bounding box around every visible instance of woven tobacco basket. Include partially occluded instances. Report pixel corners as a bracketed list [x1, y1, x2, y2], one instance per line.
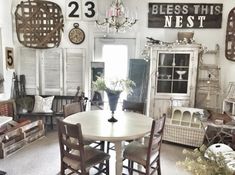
[15, 0, 64, 49]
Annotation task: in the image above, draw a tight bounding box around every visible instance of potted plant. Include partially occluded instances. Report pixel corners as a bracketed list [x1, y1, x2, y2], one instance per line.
[92, 76, 135, 122]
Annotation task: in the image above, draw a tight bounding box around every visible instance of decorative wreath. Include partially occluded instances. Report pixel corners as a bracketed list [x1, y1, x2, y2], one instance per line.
[15, 0, 64, 49]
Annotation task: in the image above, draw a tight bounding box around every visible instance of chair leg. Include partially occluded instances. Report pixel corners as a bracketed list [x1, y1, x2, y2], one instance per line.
[127, 160, 133, 175]
[106, 159, 110, 175]
[51, 116, 53, 129]
[157, 159, 161, 175]
[100, 141, 105, 151]
[106, 141, 110, 153]
[60, 163, 65, 175]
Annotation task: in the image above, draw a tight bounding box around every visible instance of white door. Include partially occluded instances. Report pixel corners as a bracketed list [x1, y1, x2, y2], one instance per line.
[94, 38, 136, 103]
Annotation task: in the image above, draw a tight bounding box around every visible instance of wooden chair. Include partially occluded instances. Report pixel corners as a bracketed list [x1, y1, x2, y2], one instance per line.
[57, 119, 110, 175]
[63, 102, 84, 118]
[63, 102, 105, 150]
[122, 100, 145, 114]
[123, 115, 166, 175]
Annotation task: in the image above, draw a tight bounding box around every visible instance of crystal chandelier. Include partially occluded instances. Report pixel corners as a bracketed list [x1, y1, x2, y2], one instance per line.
[96, 0, 137, 33]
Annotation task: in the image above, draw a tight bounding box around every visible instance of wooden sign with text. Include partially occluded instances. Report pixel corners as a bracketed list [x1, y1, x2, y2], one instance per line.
[148, 3, 223, 28]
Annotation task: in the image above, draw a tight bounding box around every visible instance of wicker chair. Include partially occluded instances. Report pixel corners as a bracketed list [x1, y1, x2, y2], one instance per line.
[57, 119, 110, 175]
[123, 115, 166, 175]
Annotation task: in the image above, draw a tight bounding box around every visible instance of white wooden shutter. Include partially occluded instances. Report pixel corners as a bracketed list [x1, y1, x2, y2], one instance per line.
[40, 49, 63, 95]
[17, 47, 39, 95]
[64, 48, 85, 95]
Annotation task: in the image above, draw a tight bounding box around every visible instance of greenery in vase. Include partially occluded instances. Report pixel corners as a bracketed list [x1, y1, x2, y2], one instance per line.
[177, 145, 233, 175]
[92, 76, 135, 94]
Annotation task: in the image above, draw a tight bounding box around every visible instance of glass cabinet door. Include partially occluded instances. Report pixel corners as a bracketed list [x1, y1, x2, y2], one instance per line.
[157, 53, 190, 94]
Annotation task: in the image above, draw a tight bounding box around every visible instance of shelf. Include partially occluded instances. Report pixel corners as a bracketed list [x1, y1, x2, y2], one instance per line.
[181, 121, 190, 126]
[158, 66, 189, 68]
[182, 111, 191, 122]
[170, 107, 203, 129]
[158, 79, 188, 82]
[191, 123, 201, 128]
[172, 120, 181, 125]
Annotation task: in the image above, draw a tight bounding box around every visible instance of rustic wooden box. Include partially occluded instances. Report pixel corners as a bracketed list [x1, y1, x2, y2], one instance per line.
[0, 128, 26, 158]
[20, 120, 45, 143]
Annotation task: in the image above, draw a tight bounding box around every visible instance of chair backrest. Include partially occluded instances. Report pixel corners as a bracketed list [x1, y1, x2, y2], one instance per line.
[57, 119, 86, 173]
[73, 86, 88, 111]
[122, 100, 145, 114]
[63, 102, 83, 118]
[146, 114, 166, 167]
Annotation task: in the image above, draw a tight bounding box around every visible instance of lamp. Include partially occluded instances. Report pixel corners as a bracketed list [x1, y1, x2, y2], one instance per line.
[96, 0, 137, 33]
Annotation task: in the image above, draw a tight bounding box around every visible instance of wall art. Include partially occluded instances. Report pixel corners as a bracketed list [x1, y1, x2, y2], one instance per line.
[148, 3, 223, 28]
[15, 0, 64, 49]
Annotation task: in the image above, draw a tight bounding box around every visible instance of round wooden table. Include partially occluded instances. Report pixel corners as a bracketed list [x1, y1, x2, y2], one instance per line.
[63, 110, 153, 175]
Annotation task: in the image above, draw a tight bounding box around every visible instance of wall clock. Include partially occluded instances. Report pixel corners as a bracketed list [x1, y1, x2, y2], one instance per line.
[68, 23, 85, 44]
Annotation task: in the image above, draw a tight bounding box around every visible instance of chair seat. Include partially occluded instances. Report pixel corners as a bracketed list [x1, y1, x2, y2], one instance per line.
[63, 146, 110, 172]
[123, 141, 159, 166]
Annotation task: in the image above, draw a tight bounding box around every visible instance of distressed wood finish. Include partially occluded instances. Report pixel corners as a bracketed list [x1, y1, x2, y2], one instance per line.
[0, 128, 26, 158]
[226, 7, 235, 61]
[0, 120, 45, 158]
[15, 0, 64, 49]
[21, 120, 45, 143]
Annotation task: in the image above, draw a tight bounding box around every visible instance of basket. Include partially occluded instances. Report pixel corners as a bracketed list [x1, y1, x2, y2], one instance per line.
[177, 32, 194, 42]
[163, 123, 205, 147]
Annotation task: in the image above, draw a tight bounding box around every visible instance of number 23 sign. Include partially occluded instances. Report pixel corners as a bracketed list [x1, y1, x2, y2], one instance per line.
[66, 0, 97, 20]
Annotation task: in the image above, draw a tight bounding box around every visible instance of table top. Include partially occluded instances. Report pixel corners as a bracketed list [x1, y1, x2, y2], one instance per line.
[63, 110, 153, 142]
[0, 116, 12, 126]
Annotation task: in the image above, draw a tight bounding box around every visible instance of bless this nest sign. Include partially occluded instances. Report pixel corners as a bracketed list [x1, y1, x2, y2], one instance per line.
[148, 3, 223, 28]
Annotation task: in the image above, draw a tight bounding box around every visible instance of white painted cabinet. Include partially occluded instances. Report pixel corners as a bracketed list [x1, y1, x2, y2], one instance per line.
[147, 44, 202, 119]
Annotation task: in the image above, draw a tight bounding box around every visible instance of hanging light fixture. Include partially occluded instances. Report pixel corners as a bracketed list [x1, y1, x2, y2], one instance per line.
[96, 0, 138, 33]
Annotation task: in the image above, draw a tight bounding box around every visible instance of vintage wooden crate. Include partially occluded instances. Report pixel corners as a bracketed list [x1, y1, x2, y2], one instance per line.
[20, 120, 45, 143]
[0, 128, 26, 158]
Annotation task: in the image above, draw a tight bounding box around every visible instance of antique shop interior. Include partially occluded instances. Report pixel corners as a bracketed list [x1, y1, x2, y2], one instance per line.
[0, 0, 235, 175]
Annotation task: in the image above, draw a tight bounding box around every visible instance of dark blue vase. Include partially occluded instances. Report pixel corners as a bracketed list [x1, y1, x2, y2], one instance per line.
[106, 90, 121, 122]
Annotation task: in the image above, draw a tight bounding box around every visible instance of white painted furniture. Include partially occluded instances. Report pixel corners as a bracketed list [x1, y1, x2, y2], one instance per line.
[147, 44, 202, 118]
[163, 107, 205, 147]
[63, 110, 153, 175]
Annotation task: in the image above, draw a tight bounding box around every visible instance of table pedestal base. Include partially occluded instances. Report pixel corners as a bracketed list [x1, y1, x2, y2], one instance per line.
[114, 141, 124, 175]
